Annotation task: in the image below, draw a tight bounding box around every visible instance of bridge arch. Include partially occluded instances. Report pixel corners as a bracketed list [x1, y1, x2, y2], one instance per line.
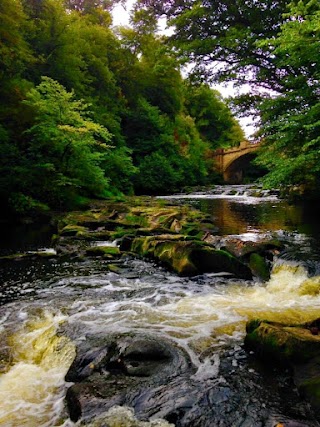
[213, 141, 260, 184]
[223, 152, 258, 184]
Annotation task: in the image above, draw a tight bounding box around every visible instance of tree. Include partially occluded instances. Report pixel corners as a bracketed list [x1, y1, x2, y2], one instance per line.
[184, 83, 244, 148]
[65, 0, 123, 13]
[0, 0, 33, 127]
[135, 0, 290, 89]
[0, 0, 31, 82]
[136, 0, 320, 192]
[255, 1, 320, 189]
[22, 77, 115, 208]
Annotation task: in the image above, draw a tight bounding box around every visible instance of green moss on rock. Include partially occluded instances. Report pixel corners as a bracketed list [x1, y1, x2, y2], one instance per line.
[249, 253, 270, 281]
[85, 246, 120, 258]
[60, 225, 87, 237]
[130, 236, 252, 278]
[245, 320, 320, 364]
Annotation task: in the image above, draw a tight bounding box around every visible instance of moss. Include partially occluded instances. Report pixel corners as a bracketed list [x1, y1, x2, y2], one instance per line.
[246, 319, 263, 334]
[60, 225, 87, 237]
[107, 264, 122, 273]
[85, 246, 120, 258]
[190, 247, 252, 279]
[245, 321, 320, 364]
[110, 228, 139, 239]
[249, 253, 270, 281]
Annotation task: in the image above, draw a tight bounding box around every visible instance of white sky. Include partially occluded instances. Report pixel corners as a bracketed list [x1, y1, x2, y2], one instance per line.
[112, 1, 257, 138]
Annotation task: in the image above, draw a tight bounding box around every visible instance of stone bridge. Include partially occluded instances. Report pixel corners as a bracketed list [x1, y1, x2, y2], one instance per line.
[213, 140, 260, 183]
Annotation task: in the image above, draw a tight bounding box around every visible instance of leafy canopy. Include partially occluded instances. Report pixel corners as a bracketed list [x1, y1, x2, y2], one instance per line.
[23, 76, 113, 207]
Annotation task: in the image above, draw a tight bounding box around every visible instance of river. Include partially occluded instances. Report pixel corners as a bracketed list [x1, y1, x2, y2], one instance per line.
[1, 185, 320, 427]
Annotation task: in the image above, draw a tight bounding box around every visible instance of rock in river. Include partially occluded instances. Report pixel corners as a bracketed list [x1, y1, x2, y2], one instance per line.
[65, 333, 195, 423]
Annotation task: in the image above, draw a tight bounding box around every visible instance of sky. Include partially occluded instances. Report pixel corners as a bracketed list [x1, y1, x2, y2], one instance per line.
[111, 1, 256, 138]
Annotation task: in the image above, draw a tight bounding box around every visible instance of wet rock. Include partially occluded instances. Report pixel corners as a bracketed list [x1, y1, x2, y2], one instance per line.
[294, 355, 320, 411]
[249, 253, 271, 281]
[221, 238, 284, 259]
[131, 236, 252, 279]
[78, 406, 174, 427]
[65, 333, 195, 423]
[85, 246, 120, 259]
[245, 318, 320, 412]
[245, 319, 320, 364]
[0, 250, 57, 262]
[60, 225, 87, 237]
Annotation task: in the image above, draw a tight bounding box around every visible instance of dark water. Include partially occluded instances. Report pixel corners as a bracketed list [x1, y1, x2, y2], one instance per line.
[1, 186, 320, 427]
[0, 223, 55, 257]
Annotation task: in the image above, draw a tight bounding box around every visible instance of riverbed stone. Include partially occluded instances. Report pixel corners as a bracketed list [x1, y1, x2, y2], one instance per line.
[52, 197, 262, 279]
[245, 318, 320, 412]
[130, 236, 252, 278]
[245, 319, 320, 363]
[85, 246, 120, 258]
[220, 237, 284, 259]
[248, 253, 271, 281]
[64, 333, 195, 423]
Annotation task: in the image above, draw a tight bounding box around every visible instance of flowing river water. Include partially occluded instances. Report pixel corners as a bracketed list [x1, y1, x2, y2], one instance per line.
[1, 185, 320, 427]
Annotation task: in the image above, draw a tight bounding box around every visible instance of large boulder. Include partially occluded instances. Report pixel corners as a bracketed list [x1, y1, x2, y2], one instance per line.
[64, 333, 194, 423]
[220, 238, 284, 259]
[130, 235, 252, 279]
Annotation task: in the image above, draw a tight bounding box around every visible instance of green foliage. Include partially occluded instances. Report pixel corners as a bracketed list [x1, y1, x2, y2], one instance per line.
[8, 193, 50, 217]
[134, 151, 182, 194]
[256, 1, 320, 188]
[184, 83, 244, 148]
[136, 0, 289, 89]
[0, 0, 32, 81]
[0, 0, 248, 219]
[101, 146, 137, 194]
[23, 76, 113, 206]
[137, 0, 320, 191]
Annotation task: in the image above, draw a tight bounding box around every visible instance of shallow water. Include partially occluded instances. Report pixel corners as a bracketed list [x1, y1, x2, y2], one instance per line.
[1, 186, 320, 426]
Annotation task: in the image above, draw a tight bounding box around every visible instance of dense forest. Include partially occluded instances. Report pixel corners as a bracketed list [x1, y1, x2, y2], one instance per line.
[0, 0, 319, 220]
[0, 0, 245, 219]
[138, 0, 319, 192]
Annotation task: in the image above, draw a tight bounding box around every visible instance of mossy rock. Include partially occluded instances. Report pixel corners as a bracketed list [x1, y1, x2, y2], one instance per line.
[60, 225, 87, 237]
[0, 251, 57, 262]
[76, 230, 112, 241]
[85, 246, 120, 258]
[0, 253, 30, 262]
[245, 320, 320, 364]
[221, 238, 284, 259]
[131, 236, 252, 278]
[249, 253, 270, 281]
[55, 197, 220, 263]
